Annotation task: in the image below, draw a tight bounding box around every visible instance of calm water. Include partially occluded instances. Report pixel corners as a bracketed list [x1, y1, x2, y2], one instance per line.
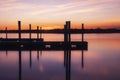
[0, 34, 120, 80]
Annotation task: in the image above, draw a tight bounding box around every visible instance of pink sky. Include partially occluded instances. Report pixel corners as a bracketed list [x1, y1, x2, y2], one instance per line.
[0, 0, 120, 29]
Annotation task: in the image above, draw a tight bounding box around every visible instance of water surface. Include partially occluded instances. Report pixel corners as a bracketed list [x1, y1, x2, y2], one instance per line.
[0, 34, 120, 80]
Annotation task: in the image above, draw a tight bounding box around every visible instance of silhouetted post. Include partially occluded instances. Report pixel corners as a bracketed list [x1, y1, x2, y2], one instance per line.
[64, 24, 67, 48]
[37, 26, 39, 39]
[40, 27, 42, 38]
[29, 24, 32, 39]
[82, 23, 84, 42]
[18, 21, 21, 42]
[5, 27, 8, 56]
[64, 21, 71, 49]
[66, 21, 71, 43]
[5, 27, 8, 39]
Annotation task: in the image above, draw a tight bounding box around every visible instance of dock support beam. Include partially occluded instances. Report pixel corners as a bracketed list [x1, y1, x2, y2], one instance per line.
[29, 24, 32, 39]
[18, 21, 21, 42]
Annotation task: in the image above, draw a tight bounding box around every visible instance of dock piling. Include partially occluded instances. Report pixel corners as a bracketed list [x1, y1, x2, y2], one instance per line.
[37, 26, 39, 39]
[82, 23, 84, 42]
[18, 21, 21, 42]
[40, 27, 42, 38]
[29, 24, 32, 39]
[64, 21, 71, 49]
[5, 27, 8, 39]
[66, 21, 71, 43]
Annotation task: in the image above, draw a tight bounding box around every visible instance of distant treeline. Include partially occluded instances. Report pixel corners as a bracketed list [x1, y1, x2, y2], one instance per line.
[43, 28, 120, 34]
[0, 28, 120, 34]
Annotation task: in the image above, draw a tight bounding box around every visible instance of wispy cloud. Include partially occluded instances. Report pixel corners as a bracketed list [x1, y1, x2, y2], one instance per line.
[0, 0, 120, 15]
[0, 0, 16, 3]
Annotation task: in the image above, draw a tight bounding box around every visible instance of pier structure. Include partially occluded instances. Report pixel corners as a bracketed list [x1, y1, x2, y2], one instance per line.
[18, 21, 21, 42]
[5, 27, 8, 39]
[37, 26, 39, 39]
[0, 21, 88, 50]
[29, 24, 32, 39]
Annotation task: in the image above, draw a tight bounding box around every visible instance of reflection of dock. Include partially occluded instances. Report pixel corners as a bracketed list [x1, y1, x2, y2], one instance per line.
[0, 21, 88, 50]
[64, 49, 85, 80]
[17, 49, 85, 80]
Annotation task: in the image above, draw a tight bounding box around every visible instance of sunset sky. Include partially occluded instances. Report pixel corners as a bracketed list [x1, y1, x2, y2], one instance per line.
[0, 0, 120, 30]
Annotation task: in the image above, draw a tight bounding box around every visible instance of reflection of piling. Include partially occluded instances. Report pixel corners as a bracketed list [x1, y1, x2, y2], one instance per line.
[29, 50, 32, 68]
[40, 50, 42, 56]
[37, 26, 39, 39]
[64, 51, 66, 67]
[19, 50, 22, 80]
[29, 24, 32, 39]
[37, 50, 39, 61]
[6, 50, 8, 56]
[64, 50, 71, 80]
[67, 50, 71, 80]
[5, 27, 8, 39]
[18, 21, 21, 42]
[81, 50, 84, 69]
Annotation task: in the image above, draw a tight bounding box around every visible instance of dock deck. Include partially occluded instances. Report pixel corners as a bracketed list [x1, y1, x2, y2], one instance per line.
[0, 38, 88, 50]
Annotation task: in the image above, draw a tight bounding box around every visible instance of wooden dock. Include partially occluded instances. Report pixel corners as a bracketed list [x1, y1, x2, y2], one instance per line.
[0, 21, 88, 51]
[0, 39, 87, 50]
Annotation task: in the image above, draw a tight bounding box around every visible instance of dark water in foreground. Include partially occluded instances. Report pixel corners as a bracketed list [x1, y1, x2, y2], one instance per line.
[0, 34, 120, 80]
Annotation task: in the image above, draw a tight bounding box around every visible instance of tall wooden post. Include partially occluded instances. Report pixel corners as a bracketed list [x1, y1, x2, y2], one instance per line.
[37, 26, 39, 39]
[29, 24, 31, 39]
[64, 24, 67, 43]
[66, 21, 71, 43]
[18, 21, 21, 42]
[64, 21, 71, 49]
[82, 23, 84, 42]
[5, 27, 8, 39]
